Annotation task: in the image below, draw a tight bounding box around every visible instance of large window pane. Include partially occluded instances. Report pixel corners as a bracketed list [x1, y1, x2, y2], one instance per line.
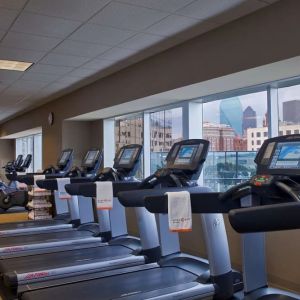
[150, 107, 183, 173]
[15, 133, 42, 173]
[114, 115, 143, 178]
[278, 85, 300, 135]
[202, 91, 267, 191]
[33, 134, 42, 172]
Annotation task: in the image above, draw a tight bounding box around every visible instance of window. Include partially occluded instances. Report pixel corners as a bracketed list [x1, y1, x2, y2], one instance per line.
[264, 131, 268, 137]
[15, 133, 42, 172]
[114, 114, 143, 178]
[202, 91, 267, 191]
[257, 140, 261, 145]
[115, 115, 143, 151]
[278, 85, 300, 136]
[150, 107, 183, 173]
[295, 130, 299, 134]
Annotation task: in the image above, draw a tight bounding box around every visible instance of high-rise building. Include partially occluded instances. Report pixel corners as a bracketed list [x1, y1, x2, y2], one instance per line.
[247, 123, 300, 151]
[220, 97, 243, 136]
[283, 100, 300, 124]
[203, 122, 236, 151]
[243, 106, 257, 134]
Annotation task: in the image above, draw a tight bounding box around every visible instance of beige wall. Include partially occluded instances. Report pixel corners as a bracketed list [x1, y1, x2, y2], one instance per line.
[0, 0, 299, 294]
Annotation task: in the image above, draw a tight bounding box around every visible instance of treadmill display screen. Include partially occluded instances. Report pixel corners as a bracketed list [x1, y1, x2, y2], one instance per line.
[174, 145, 198, 165]
[59, 151, 71, 165]
[84, 150, 98, 165]
[269, 142, 300, 169]
[119, 148, 136, 165]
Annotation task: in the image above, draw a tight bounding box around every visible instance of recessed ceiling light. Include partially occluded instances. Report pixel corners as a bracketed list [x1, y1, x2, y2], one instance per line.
[0, 59, 33, 71]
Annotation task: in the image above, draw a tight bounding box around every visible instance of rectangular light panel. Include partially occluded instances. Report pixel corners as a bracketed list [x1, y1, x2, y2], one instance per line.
[0, 59, 33, 71]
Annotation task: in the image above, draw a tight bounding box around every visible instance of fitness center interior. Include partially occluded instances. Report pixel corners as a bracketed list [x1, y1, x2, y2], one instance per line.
[0, 0, 299, 299]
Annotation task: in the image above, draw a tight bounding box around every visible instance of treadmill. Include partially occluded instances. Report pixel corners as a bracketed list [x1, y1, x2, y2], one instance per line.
[0, 149, 74, 238]
[142, 134, 300, 299]
[0, 144, 157, 298]
[18, 139, 241, 300]
[0, 149, 104, 258]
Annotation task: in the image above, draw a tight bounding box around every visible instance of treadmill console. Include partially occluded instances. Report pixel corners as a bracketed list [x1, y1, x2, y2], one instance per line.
[81, 149, 102, 169]
[113, 144, 142, 175]
[57, 149, 73, 168]
[165, 139, 209, 179]
[255, 134, 300, 176]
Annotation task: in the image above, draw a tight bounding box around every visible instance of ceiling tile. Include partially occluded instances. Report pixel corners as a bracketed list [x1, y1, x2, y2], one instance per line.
[21, 71, 62, 83]
[40, 53, 90, 67]
[0, 46, 46, 62]
[82, 58, 115, 70]
[11, 12, 81, 38]
[89, 2, 167, 31]
[8, 79, 49, 91]
[25, 0, 110, 22]
[69, 24, 136, 46]
[260, 0, 279, 3]
[0, 0, 27, 10]
[118, 0, 195, 13]
[174, 20, 219, 40]
[118, 33, 165, 50]
[0, 8, 19, 31]
[145, 14, 200, 36]
[1, 32, 61, 51]
[0, 93, 26, 105]
[56, 76, 83, 85]
[29, 64, 74, 75]
[98, 47, 137, 61]
[177, 0, 257, 21]
[0, 70, 23, 84]
[52, 39, 111, 58]
[43, 82, 70, 91]
[69, 68, 99, 78]
[0, 83, 7, 92]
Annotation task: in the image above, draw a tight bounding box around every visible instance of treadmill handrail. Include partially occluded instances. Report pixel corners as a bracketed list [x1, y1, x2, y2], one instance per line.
[65, 181, 141, 198]
[36, 177, 94, 191]
[229, 202, 300, 233]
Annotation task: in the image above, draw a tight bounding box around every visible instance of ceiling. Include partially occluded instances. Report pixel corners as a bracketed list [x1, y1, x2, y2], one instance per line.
[0, 0, 278, 123]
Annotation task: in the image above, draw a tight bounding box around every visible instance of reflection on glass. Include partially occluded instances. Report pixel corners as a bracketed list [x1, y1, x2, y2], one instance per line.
[150, 108, 183, 173]
[114, 115, 144, 178]
[202, 91, 267, 192]
[15, 133, 42, 172]
[278, 85, 300, 136]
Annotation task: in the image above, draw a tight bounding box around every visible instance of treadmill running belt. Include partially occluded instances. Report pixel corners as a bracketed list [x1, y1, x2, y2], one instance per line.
[0, 230, 92, 248]
[22, 267, 197, 300]
[0, 219, 66, 230]
[0, 245, 132, 275]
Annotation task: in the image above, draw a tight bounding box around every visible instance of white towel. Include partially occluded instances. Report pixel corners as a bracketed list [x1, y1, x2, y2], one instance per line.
[166, 191, 192, 232]
[57, 178, 71, 200]
[95, 181, 113, 210]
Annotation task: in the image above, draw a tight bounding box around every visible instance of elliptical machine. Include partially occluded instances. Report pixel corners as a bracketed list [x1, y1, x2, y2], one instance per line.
[0, 154, 32, 211]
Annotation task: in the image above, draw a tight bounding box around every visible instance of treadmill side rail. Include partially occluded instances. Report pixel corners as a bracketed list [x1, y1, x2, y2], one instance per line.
[0, 224, 73, 237]
[12, 255, 145, 286]
[0, 237, 103, 256]
[100, 282, 214, 300]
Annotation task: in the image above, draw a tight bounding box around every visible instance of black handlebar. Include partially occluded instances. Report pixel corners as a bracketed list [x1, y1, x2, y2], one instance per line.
[218, 181, 251, 202]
